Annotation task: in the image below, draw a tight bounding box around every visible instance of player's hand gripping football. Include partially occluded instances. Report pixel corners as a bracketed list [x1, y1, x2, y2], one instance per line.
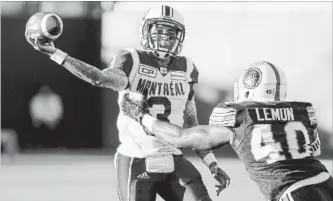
[25, 30, 56, 55]
[209, 162, 231, 196]
[121, 90, 150, 124]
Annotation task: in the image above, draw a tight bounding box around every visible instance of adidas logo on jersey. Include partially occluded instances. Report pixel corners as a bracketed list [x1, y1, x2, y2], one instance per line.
[137, 172, 150, 179]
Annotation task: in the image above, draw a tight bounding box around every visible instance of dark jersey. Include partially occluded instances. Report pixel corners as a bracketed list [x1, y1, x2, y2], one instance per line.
[209, 101, 328, 201]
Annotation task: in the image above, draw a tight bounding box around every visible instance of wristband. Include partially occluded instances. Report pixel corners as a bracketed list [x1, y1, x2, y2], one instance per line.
[202, 152, 218, 168]
[50, 49, 68, 65]
[141, 114, 156, 133]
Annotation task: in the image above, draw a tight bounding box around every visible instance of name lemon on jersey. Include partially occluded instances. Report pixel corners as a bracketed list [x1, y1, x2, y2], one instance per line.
[255, 107, 295, 121]
[136, 78, 185, 96]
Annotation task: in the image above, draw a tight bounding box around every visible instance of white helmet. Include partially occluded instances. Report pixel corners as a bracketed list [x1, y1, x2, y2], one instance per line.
[234, 61, 288, 102]
[140, 5, 185, 59]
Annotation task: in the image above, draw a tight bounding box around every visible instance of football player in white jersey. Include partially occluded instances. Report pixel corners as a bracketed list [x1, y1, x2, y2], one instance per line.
[25, 5, 230, 201]
[121, 61, 333, 201]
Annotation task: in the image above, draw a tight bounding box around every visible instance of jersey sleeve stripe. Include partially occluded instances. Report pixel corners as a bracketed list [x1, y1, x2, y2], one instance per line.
[209, 106, 237, 127]
[210, 114, 236, 120]
[210, 111, 237, 117]
[212, 108, 236, 113]
[209, 118, 236, 125]
[209, 117, 235, 122]
[210, 118, 235, 123]
[209, 122, 235, 127]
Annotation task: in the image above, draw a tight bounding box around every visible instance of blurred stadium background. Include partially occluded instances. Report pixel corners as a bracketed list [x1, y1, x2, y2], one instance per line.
[1, 2, 332, 201]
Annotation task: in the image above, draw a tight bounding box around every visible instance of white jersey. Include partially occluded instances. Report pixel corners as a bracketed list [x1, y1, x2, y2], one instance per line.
[111, 49, 199, 158]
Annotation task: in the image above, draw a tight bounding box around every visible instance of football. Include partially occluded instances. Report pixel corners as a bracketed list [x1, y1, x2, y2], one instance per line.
[25, 12, 63, 43]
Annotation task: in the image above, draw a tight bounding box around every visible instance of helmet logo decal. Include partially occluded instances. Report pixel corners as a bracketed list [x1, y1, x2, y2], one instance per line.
[243, 67, 262, 89]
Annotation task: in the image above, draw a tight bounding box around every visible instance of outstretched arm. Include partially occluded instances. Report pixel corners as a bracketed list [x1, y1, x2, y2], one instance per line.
[25, 36, 128, 91]
[142, 114, 234, 150]
[59, 55, 128, 91]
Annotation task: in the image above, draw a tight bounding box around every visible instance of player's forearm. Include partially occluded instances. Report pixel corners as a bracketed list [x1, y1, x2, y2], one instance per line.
[142, 114, 216, 150]
[62, 56, 128, 90]
[50, 49, 128, 91]
[62, 56, 107, 86]
[142, 114, 183, 145]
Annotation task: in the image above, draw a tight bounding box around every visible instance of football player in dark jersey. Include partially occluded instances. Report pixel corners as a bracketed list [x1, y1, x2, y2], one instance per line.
[25, 5, 230, 201]
[121, 61, 333, 201]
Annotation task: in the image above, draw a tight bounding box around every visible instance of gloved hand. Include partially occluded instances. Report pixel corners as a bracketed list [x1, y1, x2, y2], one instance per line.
[120, 90, 149, 124]
[25, 29, 56, 55]
[209, 162, 231, 196]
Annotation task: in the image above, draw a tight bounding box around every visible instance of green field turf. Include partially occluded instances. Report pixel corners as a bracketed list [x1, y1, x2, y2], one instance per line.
[0, 153, 332, 201]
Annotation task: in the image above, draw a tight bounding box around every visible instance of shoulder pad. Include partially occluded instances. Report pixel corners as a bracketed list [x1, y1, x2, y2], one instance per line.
[209, 103, 237, 127]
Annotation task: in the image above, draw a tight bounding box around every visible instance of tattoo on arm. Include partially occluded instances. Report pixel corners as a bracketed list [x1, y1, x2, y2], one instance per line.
[183, 99, 199, 128]
[183, 99, 215, 158]
[62, 56, 128, 91]
[102, 67, 128, 90]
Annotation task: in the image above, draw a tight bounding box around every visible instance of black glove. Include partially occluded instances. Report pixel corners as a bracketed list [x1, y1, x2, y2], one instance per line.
[209, 162, 231, 196]
[120, 91, 149, 124]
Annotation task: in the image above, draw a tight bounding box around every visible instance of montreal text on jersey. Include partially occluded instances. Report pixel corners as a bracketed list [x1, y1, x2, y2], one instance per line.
[136, 78, 186, 96]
